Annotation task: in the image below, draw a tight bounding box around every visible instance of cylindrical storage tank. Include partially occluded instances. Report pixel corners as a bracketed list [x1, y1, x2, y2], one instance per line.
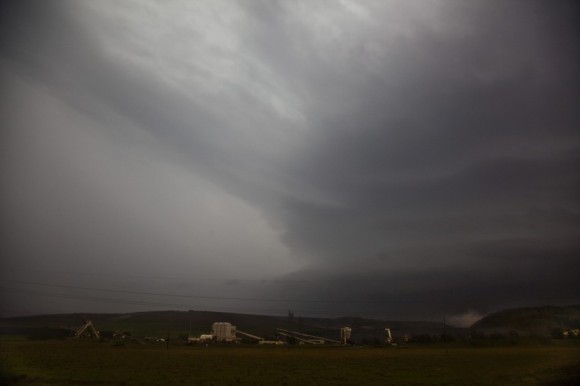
[340, 327, 352, 344]
[212, 322, 236, 342]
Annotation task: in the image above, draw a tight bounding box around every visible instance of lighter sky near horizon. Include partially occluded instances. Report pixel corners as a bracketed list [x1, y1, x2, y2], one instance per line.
[1, 0, 579, 326]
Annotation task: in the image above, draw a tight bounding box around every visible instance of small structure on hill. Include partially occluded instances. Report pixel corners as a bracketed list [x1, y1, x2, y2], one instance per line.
[74, 320, 100, 339]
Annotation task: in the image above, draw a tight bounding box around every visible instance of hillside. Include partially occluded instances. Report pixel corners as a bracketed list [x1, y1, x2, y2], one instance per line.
[0, 310, 461, 343]
[471, 305, 580, 335]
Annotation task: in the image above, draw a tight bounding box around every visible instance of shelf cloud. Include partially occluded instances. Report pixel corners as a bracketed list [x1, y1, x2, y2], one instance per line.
[1, 0, 579, 321]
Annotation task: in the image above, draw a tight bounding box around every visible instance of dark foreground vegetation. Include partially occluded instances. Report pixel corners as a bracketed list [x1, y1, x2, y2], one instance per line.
[1, 339, 579, 385]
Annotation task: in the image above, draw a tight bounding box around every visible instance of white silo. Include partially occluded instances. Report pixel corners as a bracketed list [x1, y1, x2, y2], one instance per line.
[340, 327, 352, 344]
[211, 322, 237, 342]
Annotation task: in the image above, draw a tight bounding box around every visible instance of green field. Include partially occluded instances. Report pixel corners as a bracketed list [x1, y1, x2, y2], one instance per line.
[1, 340, 579, 385]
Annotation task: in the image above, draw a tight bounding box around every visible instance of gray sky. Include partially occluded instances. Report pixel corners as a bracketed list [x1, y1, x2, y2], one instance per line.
[1, 0, 579, 325]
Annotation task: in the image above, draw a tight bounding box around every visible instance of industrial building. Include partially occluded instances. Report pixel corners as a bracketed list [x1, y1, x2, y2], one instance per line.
[185, 321, 400, 347]
[211, 322, 237, 342]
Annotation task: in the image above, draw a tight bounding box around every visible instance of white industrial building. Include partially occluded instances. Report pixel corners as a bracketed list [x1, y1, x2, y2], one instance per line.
[211, 322, 237, 342]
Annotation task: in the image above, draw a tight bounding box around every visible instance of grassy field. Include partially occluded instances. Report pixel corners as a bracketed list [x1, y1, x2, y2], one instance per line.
[1, 339, 579, 385]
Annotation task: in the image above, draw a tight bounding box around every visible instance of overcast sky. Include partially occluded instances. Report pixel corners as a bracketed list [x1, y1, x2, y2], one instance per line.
[1, 0, 579, 325]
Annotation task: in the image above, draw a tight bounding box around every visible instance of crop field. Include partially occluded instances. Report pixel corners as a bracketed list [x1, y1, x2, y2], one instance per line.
[1, 340, 579, 385]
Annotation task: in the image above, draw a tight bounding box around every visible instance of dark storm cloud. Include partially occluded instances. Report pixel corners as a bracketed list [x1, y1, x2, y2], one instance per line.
[1, 0, 579, 321]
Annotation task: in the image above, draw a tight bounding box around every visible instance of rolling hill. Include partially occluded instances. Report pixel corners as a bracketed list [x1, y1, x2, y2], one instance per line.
[471, 305, 580, 336]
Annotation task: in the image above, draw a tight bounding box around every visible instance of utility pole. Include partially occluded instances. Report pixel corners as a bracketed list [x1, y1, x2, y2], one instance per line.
[166, 318, 170, 350]
[443, 317, 448, 354]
